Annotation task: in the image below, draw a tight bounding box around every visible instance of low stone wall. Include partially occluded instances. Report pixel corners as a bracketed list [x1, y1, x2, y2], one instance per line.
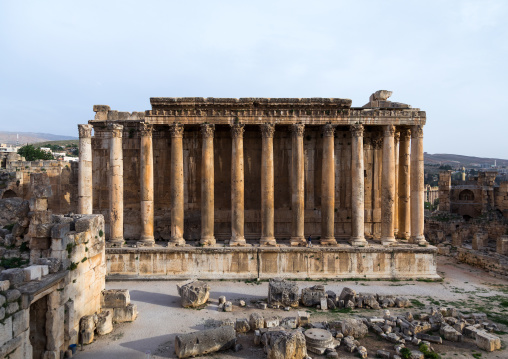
[456, 248, 508, 280]
[106, 245, 439, 280]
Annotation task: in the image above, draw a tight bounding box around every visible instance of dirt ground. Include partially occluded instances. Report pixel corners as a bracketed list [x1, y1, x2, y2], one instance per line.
[76, 256, 508, 359]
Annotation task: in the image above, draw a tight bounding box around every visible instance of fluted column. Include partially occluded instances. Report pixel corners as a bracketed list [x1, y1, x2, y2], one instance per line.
[230, 124, 246, 246]
[169, 124, 185, 246]
[394, 131, 400, 238]
[138, 123, 155, 246]
[290, 124, 306, 246]
[350, 124, 367, 246]
[78, 124, 93, 214]
[108, 123, 124, 246]
[321, 124, 336, 245]
[398, 129, 411, 239]
[372, 135, 383, 240]
[200, 124, 216, 246]
[381, 125, 396, 245]
[410, 125, 427, 245]
[260, 124, 276, 246]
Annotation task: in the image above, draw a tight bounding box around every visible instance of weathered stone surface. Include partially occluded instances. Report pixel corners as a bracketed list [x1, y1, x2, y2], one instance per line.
[268, 278, 299, 308]
[0, 316, 13, 347]
[34, 258, 61, 274]
[80, 315, 96, 344]
[280, 317, 298, 330]
[304, 328, 334, 354]
[112, 304, 138, 323]
[0, 281, 9, 292]
[175, 326, 236, 359]
[341, 318, 368, 338]
[96, 310, 113, 335]
[475, 331, 501, 352]
[265, 317, 280, 328]
[440, 324, 462, 342]
[264, 330, 307, 359]
[298, 311, 310, 327]
[235, 318, 250, 333]
[250, 313, 264, 330]
[30, 173, 52, 199]
[301, 285, 326, 307]
[101, 289, 131, 308]
[339, 287, 356, 305]
[177, 281, 210, 308]
[0, 269, 24, 287]
[0, 198, 29, 228]
[5, 289, 21, 302]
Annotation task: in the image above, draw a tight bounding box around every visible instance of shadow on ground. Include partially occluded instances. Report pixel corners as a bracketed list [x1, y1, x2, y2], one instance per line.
[129, 290, 181, 308]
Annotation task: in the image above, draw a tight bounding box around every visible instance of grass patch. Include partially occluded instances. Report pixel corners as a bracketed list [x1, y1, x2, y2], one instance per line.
[411, 299, 425, 308]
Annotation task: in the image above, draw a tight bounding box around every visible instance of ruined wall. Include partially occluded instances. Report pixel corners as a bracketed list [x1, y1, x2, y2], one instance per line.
[3, 160, 78, 214]
[92, 124, 386, 241]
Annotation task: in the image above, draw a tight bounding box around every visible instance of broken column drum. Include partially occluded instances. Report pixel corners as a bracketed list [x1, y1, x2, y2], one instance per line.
[85, 94, 427, 244]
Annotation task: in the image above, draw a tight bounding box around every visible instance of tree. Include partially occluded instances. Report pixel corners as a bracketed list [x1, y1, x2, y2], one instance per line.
[17, 145, 54, 161]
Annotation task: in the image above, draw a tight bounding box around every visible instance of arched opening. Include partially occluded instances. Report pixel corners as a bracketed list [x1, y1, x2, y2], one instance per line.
[459, 189, 474, 201]
[2, 189, 18, 199]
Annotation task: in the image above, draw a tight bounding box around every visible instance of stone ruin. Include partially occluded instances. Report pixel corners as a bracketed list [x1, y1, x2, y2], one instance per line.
[173, 279, 503, 358]
[0, 172, 137, 358]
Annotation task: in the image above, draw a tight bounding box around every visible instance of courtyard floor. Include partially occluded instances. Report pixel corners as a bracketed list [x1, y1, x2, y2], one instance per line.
[76, 255, 508, 359]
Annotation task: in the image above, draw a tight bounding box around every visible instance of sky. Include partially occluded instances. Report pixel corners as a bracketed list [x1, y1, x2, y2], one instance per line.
[0, 0, 507, 158]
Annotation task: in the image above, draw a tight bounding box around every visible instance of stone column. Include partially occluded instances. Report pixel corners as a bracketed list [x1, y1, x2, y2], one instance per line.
[169, 124, 185, 246]
[350, 124, 367, 246]
[372, 135, 383, 239]
[381, 125, 396, 245]
[260, 124, 276, 246]
[290, 124, 306, 246]
[394, 131, 400, 237]
[321, 124, 336, 245]
[138, 123, 155, 246]
[200, 124, 216, 246]
[78, 124, 93, 214]
[230, 124, 246, 246]
[108, 123, 124, 246]
[410, 125, 427, 245]
[398, 129, 411, 240]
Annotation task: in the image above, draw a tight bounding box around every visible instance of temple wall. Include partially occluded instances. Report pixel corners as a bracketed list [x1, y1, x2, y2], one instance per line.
[105, 245, 439, 280]
[91, 126, 384, 241]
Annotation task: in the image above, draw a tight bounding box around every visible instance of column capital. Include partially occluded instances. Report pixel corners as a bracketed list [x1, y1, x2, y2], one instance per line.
[350, 124, 364, 137]
[400, 128, 411, 141]
[383, 124, 396, 137]
[230, 123, 245, 138]
[78, 124, 93, 138]
[411, 125, 424, 139]
[371, 134, 383, 149]
[394, 131, 400, 143]
[200, 123, 215, 138]
[169, 123, 184, 138]
[260, 123, 275, 138]
[107, 123, 123, 137]
[290, 123, 305, 137]
[322, 124, 335, 137]
[139, 123, 153, 137]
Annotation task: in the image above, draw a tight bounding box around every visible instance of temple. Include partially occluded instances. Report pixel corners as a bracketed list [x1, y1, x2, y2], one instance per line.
[77, 91, 438, 279]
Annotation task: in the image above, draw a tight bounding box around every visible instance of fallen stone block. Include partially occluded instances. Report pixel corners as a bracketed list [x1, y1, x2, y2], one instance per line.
[338, 287, 356, 304]
[235, 318, 250, 333]
[416, 333, 442, 344]
[175, 326, 236, 359]
[341, 318, 368, 338]
[224, 301, 233, 312]
[377, 349, 391, 358]
[264, 330, 307, 359]
[79, 315, 96, 345]
[112, 304, 138, 323]
[265, 317, 280, 328]
[281, 317, 298, 330]
[298, 311, 310, 327]
[475, 331, 501, 352]
[176, 281, 209, 308]
[101, 289, 131, 308]
[250, 313, 264, 330]
[357, 346, 368, 358]
[440, 324, 462, 342]
[301, 285, 326, 307]
[268, 278, 300, 308]
[304, 328, 335, 354]
[96, 310, 113, 336]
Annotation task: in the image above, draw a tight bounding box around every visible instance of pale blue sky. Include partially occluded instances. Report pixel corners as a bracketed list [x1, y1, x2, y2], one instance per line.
[1, 1, 507, 158]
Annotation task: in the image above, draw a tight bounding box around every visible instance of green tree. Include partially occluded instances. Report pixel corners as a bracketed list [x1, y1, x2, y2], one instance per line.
[18, 145, 54, 161]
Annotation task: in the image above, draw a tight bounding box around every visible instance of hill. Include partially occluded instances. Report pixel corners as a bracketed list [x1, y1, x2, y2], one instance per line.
[32, 140, 79, 148]
[0, 131, 77, 145]
[424, 153, 508, 168]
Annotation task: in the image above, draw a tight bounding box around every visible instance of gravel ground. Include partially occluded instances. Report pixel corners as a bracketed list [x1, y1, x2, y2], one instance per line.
[75, 256, 508, 359]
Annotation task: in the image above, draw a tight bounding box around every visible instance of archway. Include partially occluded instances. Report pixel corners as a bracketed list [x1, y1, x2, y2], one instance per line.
[1, 189, 17, 199]
[459, 189, 474, 201]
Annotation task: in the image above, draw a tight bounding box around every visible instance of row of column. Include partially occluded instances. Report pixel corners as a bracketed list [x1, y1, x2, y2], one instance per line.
[77, 122, 427, 247]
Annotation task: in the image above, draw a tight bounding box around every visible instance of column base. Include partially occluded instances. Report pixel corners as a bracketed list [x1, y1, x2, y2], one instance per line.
[229, 237, 247, 247]
[290, 237, 307, 247]
[200, 236, 216, 246]
[381, 237, 397, 246]
[107, 239, 124, 248]
[349, 237, 368, 247]
[137, 239, 155, 247]
[397, 232, 410, 240]
[320, 237, 337, 246]
[260, 237, 277, 246]
[409, 235, 428, 246]
[168, 237, 186, 247]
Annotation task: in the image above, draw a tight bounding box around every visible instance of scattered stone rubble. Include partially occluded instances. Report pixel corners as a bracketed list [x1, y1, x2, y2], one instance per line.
[268, 278, 300, 308]
[177, 280, 210, 308]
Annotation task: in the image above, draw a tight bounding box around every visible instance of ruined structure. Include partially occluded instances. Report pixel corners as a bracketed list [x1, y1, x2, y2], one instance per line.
[73, 91, 439, 279]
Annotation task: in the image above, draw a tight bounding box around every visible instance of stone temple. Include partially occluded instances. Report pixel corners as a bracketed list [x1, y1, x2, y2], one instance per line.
[74, 91, 438, 280]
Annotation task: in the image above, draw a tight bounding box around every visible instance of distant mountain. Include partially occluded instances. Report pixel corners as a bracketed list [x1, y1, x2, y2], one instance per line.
[425, 153, 508, 167]
[0, 131, 77, 145]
